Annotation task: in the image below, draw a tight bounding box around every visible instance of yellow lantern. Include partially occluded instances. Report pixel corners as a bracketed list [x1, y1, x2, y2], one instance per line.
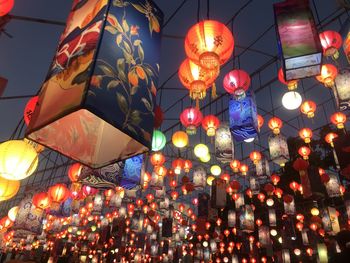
[210, 165, 221, 176]
[200, 153, 211, 163]
[0, 177, 20, 201]
[207, 175, 215, 186]
[194, 144, 209, 158]
[172, 131, 189, 148]
[8, 206, 19, 222]
[0, 140, 38, 180]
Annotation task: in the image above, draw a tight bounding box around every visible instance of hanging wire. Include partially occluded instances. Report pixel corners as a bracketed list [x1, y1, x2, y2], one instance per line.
[197, 0, 201, 22]
[207, 0, 210, 20]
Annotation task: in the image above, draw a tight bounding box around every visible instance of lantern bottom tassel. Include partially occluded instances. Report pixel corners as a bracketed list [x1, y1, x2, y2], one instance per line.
[211, 82, 217, 99]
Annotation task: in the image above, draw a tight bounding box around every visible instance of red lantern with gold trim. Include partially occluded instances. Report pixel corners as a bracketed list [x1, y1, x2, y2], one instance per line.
[299, 128, 313, 144]
[316, 64, 338, 88]
[268, 117, 283, 135]
[202, 115, 220, 136]
[331, 112, 346, 129]
[278, 68, 298, 90]
[180, 107, 203, 135]
[319, 31, 342, 59]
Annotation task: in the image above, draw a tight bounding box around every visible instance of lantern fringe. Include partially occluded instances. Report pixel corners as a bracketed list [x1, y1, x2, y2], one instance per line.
[211, 83, 217, 99]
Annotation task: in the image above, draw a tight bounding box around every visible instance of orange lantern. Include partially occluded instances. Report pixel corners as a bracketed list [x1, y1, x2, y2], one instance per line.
[171, 191, 179, 200]
[32, 192, 51, 211]
[0, 0, 14, 17]
[299, 128, 313, 143]
[150, 152, 166, 167]
[172, 159, 184, 175]
[239, 164, 248, 175]
[230, 160, 241, 173]
[325, 132, 338, 147]
[48, 184, 70, 209]
[319, 31, 342, 59]
[257, 114, 264, 130]
[68, 163, 83, 183]
[298, 146, 311, 160]
[104, 189, 114, 201]
[271, 174, 280, 185]
[316, 64, 338, 88]
[268, 117, 283, 135]
[278, 68, 298, 90]
[154, 165, 167, 177]
[249, 151, 262, 164]
[330, 112, 346, 129]
[172, 131, 189, 148]
[0, 216, 13, 231]
[289, 181, 300, 192]
[300, 100, 316, 118]
[0, 177, 20, 202]
[178, 59, 217, 101]
[202, 115, 220, 136]
[185, 20, 234, 71]
[183, 160, 192, 173]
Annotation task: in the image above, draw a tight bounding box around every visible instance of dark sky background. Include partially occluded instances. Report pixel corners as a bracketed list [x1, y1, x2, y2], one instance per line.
[0, 0, 345, 162]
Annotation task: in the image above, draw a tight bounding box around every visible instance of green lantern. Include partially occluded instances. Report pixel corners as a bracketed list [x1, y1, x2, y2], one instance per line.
[152, 130, 166, 151]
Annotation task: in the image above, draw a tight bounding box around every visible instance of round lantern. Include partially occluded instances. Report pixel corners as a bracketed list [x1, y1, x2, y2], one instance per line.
[0, 140, 38, 181]
[150, 152, 165, 167]
[68, 163, 82, 183]
[257, 115, 264, 130]
[298, 146, 311, 160]
[32, 192, 51, 210]
[0, 216, 13, 231]
[249, 151, 262, 164]
[152, 130, 166, 151]
[0, 177, 19, 201]
[180, 107, 203, 135]
[299, 128, 313, 143]
[278, 68, 298, 90]
[154, 165, 167, 177]
[7, 206, 19, 222]
[210, 165, 221, 176]
[330, 112, 346, 129]
[325, 132, 338, 147]
[194, 144, 209, 158]
[202, 115, 220, 136]
[48, 184, 70, 208]
[239, 164, 248, 175]
[223, 69, 250, 99]
[183, 160, 192, 173]
[268, 117, 283, 135]
[179, 59, 217, 101]
[282, 91, 302, 110]
[300, 100, 316, 118]
[185, 20, 234, 70]
[319, 31, 342, 59]
[172, 159, 184, 175]
[316, 64, 338, 88]
[24, 96, 39, 125]
[230, 160, 241, 172]
[172, 131, 189, 148]
[271, 174, 280, 185]
[82, 185, 98, 197]
[154, 105, 164, 129]
[0, 0, 14, 16]
[200, 153, 211, 163]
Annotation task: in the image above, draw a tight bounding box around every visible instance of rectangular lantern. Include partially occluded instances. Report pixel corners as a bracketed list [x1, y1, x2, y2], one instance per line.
[268, 134, 290, 167]
[334, 68, 350, 111]
[211, 178, 227, 209]
[26, 0, 164, 168]
[229, 91, 258, 142]
[274, 0, 322, 80]
[215, 123, 234, 163]
[240, 205, 255, 233]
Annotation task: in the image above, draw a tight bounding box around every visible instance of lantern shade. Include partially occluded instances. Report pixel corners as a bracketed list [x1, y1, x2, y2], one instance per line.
[215, 123, 234, 164]
[274, 0, 322, 80]
[24, 96, 39, 126]
[0, 177, 20, 201]
[268, 134, 290, 166]
[26, 0, 164, 168]
[229, 91, 258, 142]
[334, 68, 350, 111]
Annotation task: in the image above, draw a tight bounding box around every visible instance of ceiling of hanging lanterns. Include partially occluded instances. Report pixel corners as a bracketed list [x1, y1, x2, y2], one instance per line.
[0, 1, 349, 263]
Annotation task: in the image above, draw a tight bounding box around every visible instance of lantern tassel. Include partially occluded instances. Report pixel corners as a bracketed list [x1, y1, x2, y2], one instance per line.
[211, 83, 217, 99]
[196, 98, 199, 110]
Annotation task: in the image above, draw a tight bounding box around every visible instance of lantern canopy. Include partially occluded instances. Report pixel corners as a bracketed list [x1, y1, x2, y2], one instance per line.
[268, 134, 290, 167]
[215, 123, 234, 164]
[26, 0, 164, 168]
[334, 68, 350, 111]
[274, 0, 322, 80]
[229, 91, 258, 142]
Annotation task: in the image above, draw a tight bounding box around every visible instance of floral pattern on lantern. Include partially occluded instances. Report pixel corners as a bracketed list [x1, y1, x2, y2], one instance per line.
[334, 68, 350, 111]
[215, 123, 234, 164]
[268, 134, 290, 167]
[193, 166, 207, 189]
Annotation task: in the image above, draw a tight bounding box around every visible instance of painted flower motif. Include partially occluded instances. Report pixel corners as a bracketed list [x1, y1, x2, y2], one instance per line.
[91, 75, 102, 88]
[130, 25, 139, 35]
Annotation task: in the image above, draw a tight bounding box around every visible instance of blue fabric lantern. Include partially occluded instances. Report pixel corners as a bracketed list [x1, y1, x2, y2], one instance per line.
[121, 154, 144, 189]
[26, 0, 164, 168]
[229, 91, 258, 142]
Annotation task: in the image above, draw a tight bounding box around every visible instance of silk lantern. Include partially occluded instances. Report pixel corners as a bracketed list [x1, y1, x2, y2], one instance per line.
[215, 123, 233, 163]
[229, 91, 258, 142]
[268, 134, 290, 167]
[334, 68, 350, 111]
[26, 0, 164, 168]
[274, 0, 322, 80]
[180, 107, 203, 135]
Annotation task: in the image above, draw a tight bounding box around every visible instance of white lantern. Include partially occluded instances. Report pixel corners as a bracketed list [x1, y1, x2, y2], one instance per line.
[282, 91, 302, 110]
[282, 249, 291, 263]
[268, 209, 277, 227]
[268, 134, 290, 167]
[334, 68, 350, 111]
[215, 123, 234, 163]
[193, 166, 207, 188]
[256, 154, 270, 177]
[209, 239, 217, 253]
[228, 210, 236, 227]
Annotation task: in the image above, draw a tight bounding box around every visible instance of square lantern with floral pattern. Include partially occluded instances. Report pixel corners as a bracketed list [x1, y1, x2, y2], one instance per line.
[26, 0, 163, 168]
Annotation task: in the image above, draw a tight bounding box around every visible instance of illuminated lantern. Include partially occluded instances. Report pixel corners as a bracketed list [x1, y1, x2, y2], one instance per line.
[152, 130, 166, 151]
[334, 68, 350, 111]
[172, 131, 189, 148]
[0, 216, 13, 231]
[330, 112, 346, 129]
[240, 205, 254, 233]
[256, 154, 270, 177]
[229, 91, 258, 141]
[0, 0, 14, 16]
[298, 146, 311, 160]
[178, 59, 217, 101]
[282, 91, 302, 110]
[240, 164, 248, 176]
[210, 165, 221, 177]
[0, 140, 38, 181]
[154, 165, 167, 177]
[82, 185, 98, 197]
[48, 184, 70, 209]
[194, 144, 209, 158]
[172, 159, 184, 175]
[299, 128, 313, 143]
[104, 189, 114, 201]
[206, 175, 215, 186]
[183, 160, 192, 173]
[223, 69, 250, 99]
[32, 192, 51, 211]
[301, 100, 316, 118]
[0, 177, 20, 201]
[268, 134, 290, 167]
[271, 174, 280, 185]
[68, 163, 82, 183]
[180, 107, 203, 135]
[268, 117, 282, 135]
[26, 0, 164, 168]
[8, 206, 19, 222]
[316, 64, 338, 88]
[150, 152, 165, 167]
[193, 166, 206, 188]
[249, 151, 262, 165]
[24, 96, 39, 126]
[230, 160, 241, 173]
[202, 115, 220, 136]
[185, 20, 234, 71]
[154, 105, 164, 129]
[274, 0, 322, 80]
[319, 31, 342, 59]
[215, 123, 233, 163]
[289, 181, 300, 192]
[325, 132, 338, 147]
[278, 68, 298, 90]
[257, 115, 264, 131]
[293, 158, 311, 198]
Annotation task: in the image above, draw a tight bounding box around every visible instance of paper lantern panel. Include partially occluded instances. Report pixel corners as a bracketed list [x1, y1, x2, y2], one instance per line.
[268, 134, 290, 166]
[215, 123, 234, 163]
[26, 0, 163, 168]
[334, 68, 350, 111]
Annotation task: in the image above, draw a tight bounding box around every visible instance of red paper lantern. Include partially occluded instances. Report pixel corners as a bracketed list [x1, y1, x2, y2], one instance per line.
[150, 152, 166, 167]
[23, 96, 39, 126]
[257, 115, 264, 130]
[154, 105, 164, 128]
[230, 180, 240, 192]
[172, 159, 184, 175]
[180, 107, 203, 135]
[82, 185, 98, 197]
[0, 0, 14, 16]
[32, 192, 51, 210]
[249, 151, 262, 164]
[319, 31, 342, 59]
[298, 146, 311, 160]
[268, 117, 283, 135]
[316, 64, 338, 88]
[230, 159, 241, 172]
[330, 112, 347, 129]
[271, 174, 280, 185]
[278, 68, 298, 90]
[264, 183, 275, 195]
[185, 20, 234, 70]
[154, 165, 167, 177]
[223, 69, 250, 98]
[283, 194, 294, 203]
[68, 163, 82, 183]
[293, 158, 309, 172]
[325, 132, 338, 147]
[48, 184, 70, 206]
[300, 100, 316, 118]
[239, 164, 248, 175]
[183, 160, 192, 173]
[299, 128, 313, 144]
[202, 115, 220, 136]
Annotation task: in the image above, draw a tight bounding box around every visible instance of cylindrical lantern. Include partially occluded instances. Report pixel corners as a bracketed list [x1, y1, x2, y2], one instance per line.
[240, 205, 254, 233]
[334, 68, 350, 111]
[268, 134, 290, 167]
[215, 123, 234, 163]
